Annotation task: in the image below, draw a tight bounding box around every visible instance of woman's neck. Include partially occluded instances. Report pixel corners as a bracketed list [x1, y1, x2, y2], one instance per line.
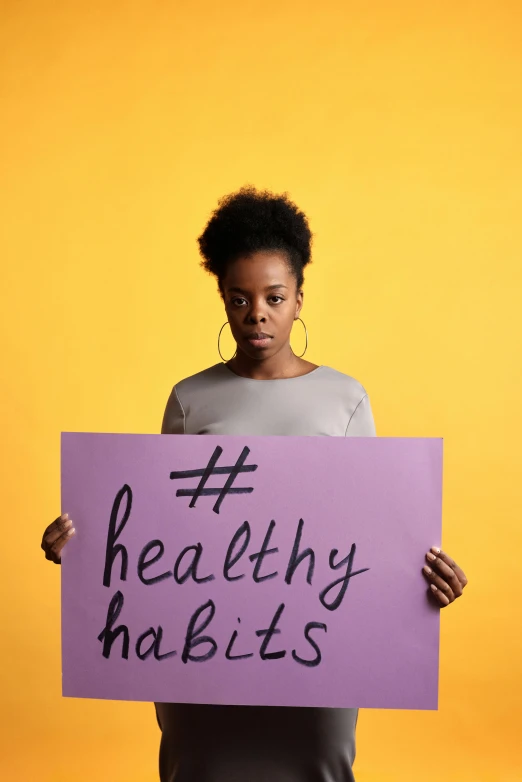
[227, 346, 318, 380]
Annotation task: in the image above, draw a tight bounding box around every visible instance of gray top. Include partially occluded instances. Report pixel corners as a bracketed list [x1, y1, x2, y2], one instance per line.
[156, 362, 376, 782]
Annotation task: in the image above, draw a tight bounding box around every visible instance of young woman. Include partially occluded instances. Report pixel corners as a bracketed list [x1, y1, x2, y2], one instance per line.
[41, 185, 468, 782]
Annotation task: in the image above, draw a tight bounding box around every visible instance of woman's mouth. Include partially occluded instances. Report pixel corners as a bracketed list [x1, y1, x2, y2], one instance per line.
[246, 332, 273, 349]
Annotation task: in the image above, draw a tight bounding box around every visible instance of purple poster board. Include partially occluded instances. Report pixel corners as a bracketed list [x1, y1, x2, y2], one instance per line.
[61, 433, 442, 709]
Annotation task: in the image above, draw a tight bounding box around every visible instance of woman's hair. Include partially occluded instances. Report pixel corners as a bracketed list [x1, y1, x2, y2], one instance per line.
[197, 185, 313, 290]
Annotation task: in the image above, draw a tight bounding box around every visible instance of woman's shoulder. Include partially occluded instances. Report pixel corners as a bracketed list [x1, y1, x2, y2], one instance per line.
[162, 364, 228, 434]
[173, 363, 229, 395]
[318, 366, 375, 436]
[317, 365, 369, 400]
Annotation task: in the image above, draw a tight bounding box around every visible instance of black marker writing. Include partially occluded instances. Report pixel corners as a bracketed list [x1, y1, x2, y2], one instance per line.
[97, 590, 129, 659]
[292, 622, 327, 667]
[319, 544, 369, 611]
[223, 521, 251, 581]
[103, 484, 132, 588]
[98, 477, 370, 669]
[249, 520, 278, 582]
[225, 618, 254, 660]
[285, 518, 315, 586]
[256, 603, 287, 660]
[182, 600, 218, 663]
[136, 626, 177, 661]
[170, 446, 258, 514]
[174, 543, 215, 584]
[138, 540, 172, 586]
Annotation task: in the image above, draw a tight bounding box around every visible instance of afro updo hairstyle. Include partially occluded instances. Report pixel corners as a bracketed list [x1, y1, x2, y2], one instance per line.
[197, 185, 313, 293]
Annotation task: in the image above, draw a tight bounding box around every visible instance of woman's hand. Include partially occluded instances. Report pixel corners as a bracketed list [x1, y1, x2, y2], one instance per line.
[41, 513, 75, 564]
[422, 547, 468, 607]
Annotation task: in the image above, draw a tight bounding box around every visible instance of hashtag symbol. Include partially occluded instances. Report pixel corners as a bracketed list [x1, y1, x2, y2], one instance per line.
[169, 445, 258, 514]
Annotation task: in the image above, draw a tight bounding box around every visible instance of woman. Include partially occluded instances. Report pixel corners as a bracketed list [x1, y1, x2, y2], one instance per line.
[41, 185, 468, 782]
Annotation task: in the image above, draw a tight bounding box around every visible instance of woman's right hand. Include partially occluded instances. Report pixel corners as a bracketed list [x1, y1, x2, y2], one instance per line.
[41, 513, 76, 564]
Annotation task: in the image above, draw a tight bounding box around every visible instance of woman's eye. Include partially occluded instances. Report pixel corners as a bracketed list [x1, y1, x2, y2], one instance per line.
[232, 297, 247, 307]
[269, 296, 284, 304]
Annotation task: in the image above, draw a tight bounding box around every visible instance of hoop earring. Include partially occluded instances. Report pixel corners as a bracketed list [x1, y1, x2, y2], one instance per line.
[292, 317, 308, 358]
[218, 322, 237, 362]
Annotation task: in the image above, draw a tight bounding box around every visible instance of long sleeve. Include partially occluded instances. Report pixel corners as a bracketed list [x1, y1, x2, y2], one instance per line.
[161, 385, 186, 434]
[345, 393, 376, 437]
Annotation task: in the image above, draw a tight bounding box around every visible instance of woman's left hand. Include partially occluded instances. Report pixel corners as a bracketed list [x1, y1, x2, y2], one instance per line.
[422, 548, 468, 608]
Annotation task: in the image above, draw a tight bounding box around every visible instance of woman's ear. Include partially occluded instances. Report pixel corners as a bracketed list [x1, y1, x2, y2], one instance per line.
[295, 288, 304, 318]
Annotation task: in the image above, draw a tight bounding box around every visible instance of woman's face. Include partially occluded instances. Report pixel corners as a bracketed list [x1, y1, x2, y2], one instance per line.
[221, 250, 303, 361]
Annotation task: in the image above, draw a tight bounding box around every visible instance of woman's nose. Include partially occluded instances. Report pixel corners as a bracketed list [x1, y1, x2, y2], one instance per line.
[246, 303, 267, 323]
[247, 310, 267, 324]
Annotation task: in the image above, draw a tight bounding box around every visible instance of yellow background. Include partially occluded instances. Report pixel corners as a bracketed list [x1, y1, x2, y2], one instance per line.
[1, 1, 521, 780]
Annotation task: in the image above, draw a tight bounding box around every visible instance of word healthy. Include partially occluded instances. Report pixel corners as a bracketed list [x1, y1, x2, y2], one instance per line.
[98, 481, 370, 669]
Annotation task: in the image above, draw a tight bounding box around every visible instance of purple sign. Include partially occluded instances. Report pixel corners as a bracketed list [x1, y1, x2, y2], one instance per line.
[61, 433, 442, 709]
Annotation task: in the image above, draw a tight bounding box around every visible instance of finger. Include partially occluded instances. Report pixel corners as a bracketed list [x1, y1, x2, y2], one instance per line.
[430, 548, 468, 588]
[425, 551, 464, 597]
[45, 528, 75, 563]
[428, 583, 450, 607]
[41, 514, 70, 548]
[422, 565, 455, 602]
[41, 514, 73, 550]
[45, 527, 75, 563]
